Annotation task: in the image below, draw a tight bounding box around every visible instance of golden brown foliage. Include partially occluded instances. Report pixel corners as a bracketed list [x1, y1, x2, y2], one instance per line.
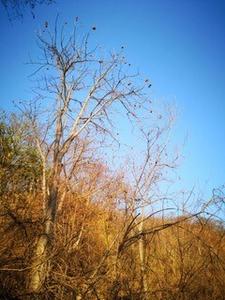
[1, 181, 225, 299]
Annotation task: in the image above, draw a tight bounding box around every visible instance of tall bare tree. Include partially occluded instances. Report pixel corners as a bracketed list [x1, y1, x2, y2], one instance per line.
[24, 20, 153, 294]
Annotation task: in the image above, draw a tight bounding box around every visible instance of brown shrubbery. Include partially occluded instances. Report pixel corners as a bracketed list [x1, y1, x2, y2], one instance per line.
[1, 167, 225, 299]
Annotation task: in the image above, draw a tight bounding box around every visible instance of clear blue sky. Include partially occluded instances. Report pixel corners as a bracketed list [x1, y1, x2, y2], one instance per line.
[0, 0, 225, 197]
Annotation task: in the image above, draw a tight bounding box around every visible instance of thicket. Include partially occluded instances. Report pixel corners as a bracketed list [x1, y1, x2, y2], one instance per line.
[0, 114, 225, 300]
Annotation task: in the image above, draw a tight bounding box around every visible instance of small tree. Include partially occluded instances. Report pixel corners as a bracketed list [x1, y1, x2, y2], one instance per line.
[0, 112, 42, 197]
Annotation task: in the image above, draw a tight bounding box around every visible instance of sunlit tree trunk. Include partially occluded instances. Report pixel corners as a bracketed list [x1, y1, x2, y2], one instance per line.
[29, 181, 59, 292]
[138, 213, 148, 299]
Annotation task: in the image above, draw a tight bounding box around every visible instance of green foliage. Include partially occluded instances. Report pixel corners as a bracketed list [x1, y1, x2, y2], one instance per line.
[0, 112, 42, 196]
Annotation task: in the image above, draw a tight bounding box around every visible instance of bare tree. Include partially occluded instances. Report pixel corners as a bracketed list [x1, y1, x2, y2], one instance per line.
[23, 20, 153, 294]
[128, 117, 177, 299]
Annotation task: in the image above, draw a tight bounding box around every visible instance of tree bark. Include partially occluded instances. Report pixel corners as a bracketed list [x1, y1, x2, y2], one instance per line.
[29, 183, 58, 293]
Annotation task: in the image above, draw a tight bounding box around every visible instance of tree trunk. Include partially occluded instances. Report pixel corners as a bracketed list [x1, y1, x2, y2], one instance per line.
[29, 184, 58, 293]
[138, 215, 148, 299]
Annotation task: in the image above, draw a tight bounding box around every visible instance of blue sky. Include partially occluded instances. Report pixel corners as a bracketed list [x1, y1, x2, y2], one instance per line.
[0, 0, 225, 197]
